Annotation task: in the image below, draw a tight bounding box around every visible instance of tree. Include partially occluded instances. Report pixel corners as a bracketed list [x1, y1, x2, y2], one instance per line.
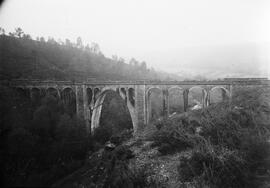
[14, 27, 24, 38]
[8, 32, 15, 37]
[47, 37, 57, 44]
[22, 34, 32, 40]
[118, 57, 125, 63]
[57, 39, 64, 45]
[76, 37, 83, 48]
[0, 27, 5, 35]
[91, 42, 100, 54]
[129, 58, 138, 67]
[40, 37, 45, 42]
[140, 61, 147, 71]
[65, 39, 72, 47]
[85, 44, 91, 52]
[112, 55, 118, 61]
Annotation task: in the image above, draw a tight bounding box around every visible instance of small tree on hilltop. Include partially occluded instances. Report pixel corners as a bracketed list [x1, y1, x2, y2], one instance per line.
[76, 37, 83, 49]
[91, 42, 100, 54]
[22, 33, 32, 40]
[14, 27, 24, 38]
[40, 37, 45, 42]
[0, 27, 5, 35]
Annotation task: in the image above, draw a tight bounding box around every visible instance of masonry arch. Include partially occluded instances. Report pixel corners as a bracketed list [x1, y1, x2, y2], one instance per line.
[61, 88, 76, 116]
[15, 87, 30, 103]
[209, 86, 230, 104]
[86, 88, 93, 106]
[128, 88, 135, 106]
[119, 87, 127, 101]
[31, 87, 40, 94]
[40, 88, 47, 98]
[46, 87, 59, 98]
[146, 87, 163, 123]
[146, 86, 162, 95]
[15, 87, 30, 98]
[91, 88, 135, 134]
[94, 88, 101, 102]
[168, 86, 184, 114]
[31, 87, 41, 106]
[188, 86, 206, 110]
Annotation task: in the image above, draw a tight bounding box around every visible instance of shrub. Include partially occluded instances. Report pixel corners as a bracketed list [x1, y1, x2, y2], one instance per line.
[153, 129, 195, 155]
[178, 142, 250, 188]
[84, 145, 138, 187]
[93, 125, 113, 144]
[158, 143, 173, 155]
[149, 117, 198, 155]
[110, 129, 133, 146]
[177, 87, 270, 187]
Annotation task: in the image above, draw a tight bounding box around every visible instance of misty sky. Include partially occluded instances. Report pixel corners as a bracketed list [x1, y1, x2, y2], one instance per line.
[0, 0, 270, 78]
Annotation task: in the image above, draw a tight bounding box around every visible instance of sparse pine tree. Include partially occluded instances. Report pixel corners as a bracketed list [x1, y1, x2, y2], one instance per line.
[76, 37, 83, 48]
[14, 27, 24, 38]
[0, 27, 5, 35]
[91, 42, 100, 54]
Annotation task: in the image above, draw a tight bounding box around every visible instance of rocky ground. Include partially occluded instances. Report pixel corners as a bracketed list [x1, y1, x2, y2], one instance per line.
[126, 138, 191, 188]
[52, 134, 198, 188]
[52, 134, 270, 188]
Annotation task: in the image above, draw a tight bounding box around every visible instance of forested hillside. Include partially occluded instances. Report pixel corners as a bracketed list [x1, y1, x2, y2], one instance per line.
[0, 27, 177, 81]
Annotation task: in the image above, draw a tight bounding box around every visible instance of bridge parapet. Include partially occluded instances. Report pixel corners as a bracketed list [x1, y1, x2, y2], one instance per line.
[2, 78, 269, 87]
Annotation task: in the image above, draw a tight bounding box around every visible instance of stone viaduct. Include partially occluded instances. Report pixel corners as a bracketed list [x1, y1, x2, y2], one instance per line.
[4, 79, 269, 134]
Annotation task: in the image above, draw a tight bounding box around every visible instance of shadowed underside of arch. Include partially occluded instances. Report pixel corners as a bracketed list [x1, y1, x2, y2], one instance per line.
[46, 87, 59, 98]
[168, 87, 184, 114]
[91, 89, 136, 134]
[146, 87, 163, 124]
[188, 86, 206, 110]
[209, 86, 230, 104]
[61, 88, 76, 115]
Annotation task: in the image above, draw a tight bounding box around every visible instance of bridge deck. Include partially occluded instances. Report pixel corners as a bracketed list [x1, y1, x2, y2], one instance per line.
[1, 79, 270, 86]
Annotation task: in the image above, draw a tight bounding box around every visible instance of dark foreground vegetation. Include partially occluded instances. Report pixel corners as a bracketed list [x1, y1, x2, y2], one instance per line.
[0, 86, 133, 187]
[1, 84, 269, 188]
[147, 87, 270, 187]
[48, 87, 270, 188]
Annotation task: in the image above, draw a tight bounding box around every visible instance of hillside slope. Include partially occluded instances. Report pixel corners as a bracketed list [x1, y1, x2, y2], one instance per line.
[0, 34, 176, 81]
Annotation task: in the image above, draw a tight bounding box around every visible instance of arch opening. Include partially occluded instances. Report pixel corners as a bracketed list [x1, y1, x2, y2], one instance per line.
[119, 88, 127, 101]
[209, 87, 229, 105]
[61, 88, 76, 116]
[40, 88, 46, 98]
[128, 88, 135, 106]
[147, 87, 163, 123]
[168, 87, 184, 115]
[86, 88, 93, 106]
[31, 88, 41, 107]
[91, 89, 134, 141]
[94, 88, 101, 102]
[188, 86, 205, 111]
[46, 87, 59, 98]
[15, 87, 30, 99]
[14, 87, 31, 108]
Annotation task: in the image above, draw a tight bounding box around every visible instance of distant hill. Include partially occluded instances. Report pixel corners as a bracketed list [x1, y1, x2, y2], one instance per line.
[168, 43, 270, 80]
[0, 33, 177, 81]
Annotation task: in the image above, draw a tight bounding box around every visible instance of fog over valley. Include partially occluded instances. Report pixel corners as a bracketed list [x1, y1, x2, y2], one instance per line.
[154, 42, 270, 79]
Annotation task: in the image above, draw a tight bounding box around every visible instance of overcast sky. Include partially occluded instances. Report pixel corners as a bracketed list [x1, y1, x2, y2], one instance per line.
[0, 0, 270, 78]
